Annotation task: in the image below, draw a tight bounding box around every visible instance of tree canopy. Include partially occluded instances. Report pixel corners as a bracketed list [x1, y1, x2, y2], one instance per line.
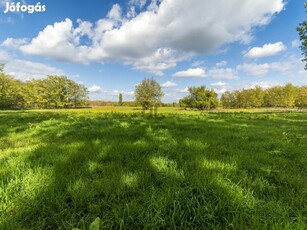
[135, 78, 163, 110]
[220, 84, 307, 109]
[180, 86, 218, 110]
[0, 73, 23, 109]
[297, 3, 307, 69]
[0, 72, 88, 109]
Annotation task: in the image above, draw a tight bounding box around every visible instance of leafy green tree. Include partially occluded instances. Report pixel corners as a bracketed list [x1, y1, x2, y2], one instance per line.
[28, 78, 50, 108]
[45, 76, 67, 108]
[221, 84, 303, 109]
[40, 76, 88, 108]
[233, 86, 265, 108]
[0, 64, 4, 73]
[264, 86, 283, 107]
[250, 86, 265, 108]
[135, 78, 163, 110]
[281, 83, 297, 107]
[68, 81, 88, 107]
[0, 71, 88, 109]
[179, 96, 189, 108]
[20, 81, 38, 108]
[180, 86, 218, 110]
[263, 84, 296, 108]
[295, 86, 307, 108]
[297, 3, 307, 70]
[119, 93, 123, 106]
[0, 72, 23, 109]
[232, 90, 244, 108]
[239, 89, 251, 108]
[221, 91, 235, 108]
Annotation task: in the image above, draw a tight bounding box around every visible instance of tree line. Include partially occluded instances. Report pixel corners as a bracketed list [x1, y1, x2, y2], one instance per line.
[1, 70, 307, 111]
[177, 84, 307, 110]
[0, 70, 88, 109]
[136, 79, 307, 111]
[221, 84, 307, 109]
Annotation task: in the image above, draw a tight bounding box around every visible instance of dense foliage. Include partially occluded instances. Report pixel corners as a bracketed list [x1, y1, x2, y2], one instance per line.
[297, 3, 307, 69]
[221, 84, 307, 109]
[0, 73, 23, 109]
[135, 78, 163, 110]
[180, 86, 219, 110]
[0, 72, 88, 109]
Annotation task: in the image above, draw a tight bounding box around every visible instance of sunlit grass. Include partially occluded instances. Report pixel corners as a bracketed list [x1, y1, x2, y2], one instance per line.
[0, 108, 306, 229]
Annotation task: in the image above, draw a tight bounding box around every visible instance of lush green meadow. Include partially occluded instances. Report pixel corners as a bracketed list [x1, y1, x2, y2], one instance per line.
[0, 108, 306, 229]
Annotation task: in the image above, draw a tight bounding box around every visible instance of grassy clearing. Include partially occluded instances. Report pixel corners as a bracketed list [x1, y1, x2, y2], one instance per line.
[0, 109, 306, 229]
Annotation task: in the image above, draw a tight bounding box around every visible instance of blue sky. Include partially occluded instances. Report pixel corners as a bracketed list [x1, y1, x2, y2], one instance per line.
[0, 0, 306, 102]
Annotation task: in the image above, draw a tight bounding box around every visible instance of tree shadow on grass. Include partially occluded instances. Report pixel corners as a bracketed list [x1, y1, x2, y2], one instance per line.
[0, 112, 306, 229]
[0, 111, 54, 139]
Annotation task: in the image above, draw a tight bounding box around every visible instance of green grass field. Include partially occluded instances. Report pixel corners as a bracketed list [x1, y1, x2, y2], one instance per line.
[0, 108, 306, 229]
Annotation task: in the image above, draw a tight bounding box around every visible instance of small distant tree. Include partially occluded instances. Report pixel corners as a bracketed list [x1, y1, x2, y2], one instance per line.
[180, 86, 218, 110]
[119, 93, 123, 106]
[0, 63, 4, 73]
[135, 78, 163, 111]
[297, 3, 307, 70]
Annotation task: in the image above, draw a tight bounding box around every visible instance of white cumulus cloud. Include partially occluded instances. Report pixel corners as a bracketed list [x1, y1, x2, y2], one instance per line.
[2, 38, 28, 49]
[0, 50, 10, 62]
[211, 81, 228, 87]
[88, 85, 103, 93]
[4, 60, 65, 81]
[0, 49, 67, 80]
[4, 0, 285, 75]
[238, 56, 306, 77]
[173, 68, 206, 78]
[161, 81, 177, 88]
[244, 42, 286, 58]
[107, 4, 122, 21]
[20, 19, 91, 63]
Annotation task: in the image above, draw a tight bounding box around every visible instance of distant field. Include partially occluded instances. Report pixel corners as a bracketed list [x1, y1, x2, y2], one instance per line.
[0, 108, 306, 229]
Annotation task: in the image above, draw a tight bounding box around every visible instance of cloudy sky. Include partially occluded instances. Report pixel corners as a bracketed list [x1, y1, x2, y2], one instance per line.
[0, 0, 306, 102]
